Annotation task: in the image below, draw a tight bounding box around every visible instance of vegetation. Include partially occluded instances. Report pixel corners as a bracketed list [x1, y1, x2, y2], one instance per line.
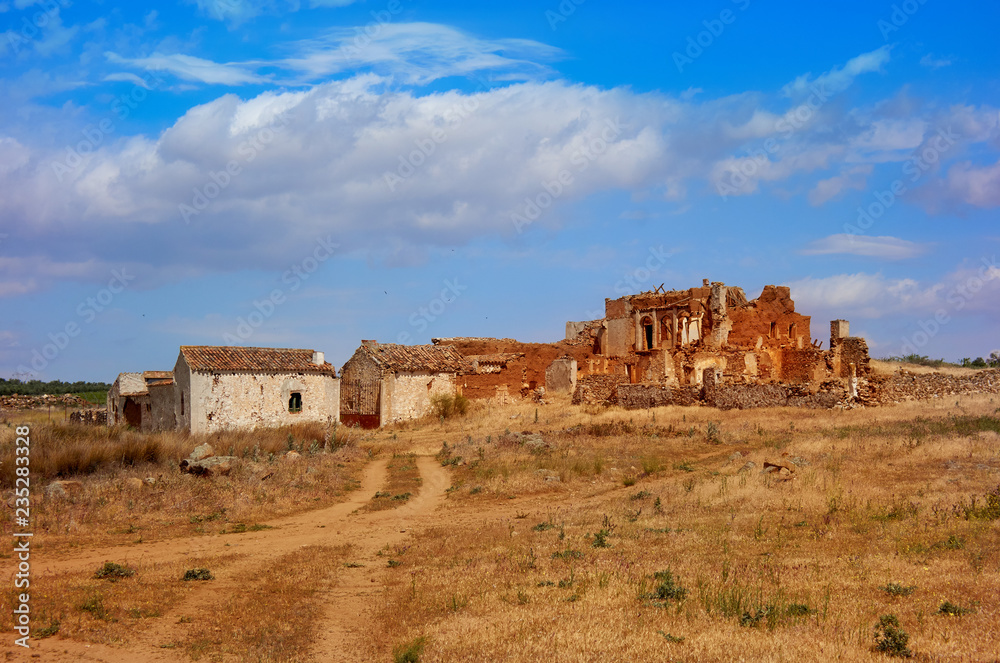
[430, 392, 469, 418]
[873, 614, 912, 658]
[0, 377, 111, 396]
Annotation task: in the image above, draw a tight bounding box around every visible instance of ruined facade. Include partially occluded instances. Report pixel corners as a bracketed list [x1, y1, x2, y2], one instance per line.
[432, 280, 870, 410]
[173, 346, 339, 434]
[339, 341, 467, 428]
[107, 371, 176, 432]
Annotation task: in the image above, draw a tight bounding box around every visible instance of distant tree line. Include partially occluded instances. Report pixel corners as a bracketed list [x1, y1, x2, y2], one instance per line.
[884, 352, 1000, 369]
[0, 378, 111, 396]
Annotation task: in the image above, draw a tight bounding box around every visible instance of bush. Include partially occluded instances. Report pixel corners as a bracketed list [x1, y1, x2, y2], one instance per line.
[93, 562, 135, 581]
[429, 393, 469, 419]
[873, 614, 911, 658]
[393, 636, 427, 663]
[648, 569, 687, 602]
[182, 568, 214, 581]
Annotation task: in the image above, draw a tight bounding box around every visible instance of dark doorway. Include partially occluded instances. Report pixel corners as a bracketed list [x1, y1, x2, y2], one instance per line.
[123, 398, 142, 428]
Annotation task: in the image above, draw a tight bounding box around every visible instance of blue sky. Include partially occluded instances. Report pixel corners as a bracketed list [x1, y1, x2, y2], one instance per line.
[1, 0, 998, 381]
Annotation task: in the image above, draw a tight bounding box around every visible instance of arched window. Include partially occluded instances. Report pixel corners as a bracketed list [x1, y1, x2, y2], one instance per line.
[288, 392, 303, 413]
[641, 316, 654, 350]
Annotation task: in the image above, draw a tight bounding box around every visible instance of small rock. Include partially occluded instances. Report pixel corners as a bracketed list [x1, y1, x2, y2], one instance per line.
[544, 475, 561, 482]
[284, 451, 302, 462]
[788, 456, 810, 467]
[181, 456, 238, 477]
[739, 461, 756, 472]
[729, 452, 743, 461]
[124, 478, 144, 490]
[46, 480, 83, 499]
[144, 477, 157, 485]
[190, 443, 215, 462]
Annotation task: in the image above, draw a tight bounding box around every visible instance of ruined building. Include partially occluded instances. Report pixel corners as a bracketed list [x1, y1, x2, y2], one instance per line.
[434, 280, 871, 409]
[107, 371, 176, 432]
[173, 346, 340, 434]
[340, 341, 468, 428]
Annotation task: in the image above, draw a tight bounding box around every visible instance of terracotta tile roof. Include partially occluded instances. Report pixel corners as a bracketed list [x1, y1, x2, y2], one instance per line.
[114, 372, 147, 396]
[143, 371, 174, 386]
[466, 353, 524, 366]
[360, 343, 470, 373]
[180, 346, 336, 376]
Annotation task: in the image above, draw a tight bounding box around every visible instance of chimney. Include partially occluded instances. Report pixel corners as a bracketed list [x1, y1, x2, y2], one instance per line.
[702, 278, 710, 287]
[361, 340, 377, 349]
[312, 351, 325, 365]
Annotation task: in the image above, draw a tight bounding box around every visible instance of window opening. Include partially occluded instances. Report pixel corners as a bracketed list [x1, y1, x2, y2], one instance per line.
[289, 392, 303, 413]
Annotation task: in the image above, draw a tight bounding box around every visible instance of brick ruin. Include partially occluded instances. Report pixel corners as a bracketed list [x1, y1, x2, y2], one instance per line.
[435, 280, 875, 410]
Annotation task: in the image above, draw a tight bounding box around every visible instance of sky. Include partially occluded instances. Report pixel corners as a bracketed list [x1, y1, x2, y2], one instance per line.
[1, 0, 998, 381]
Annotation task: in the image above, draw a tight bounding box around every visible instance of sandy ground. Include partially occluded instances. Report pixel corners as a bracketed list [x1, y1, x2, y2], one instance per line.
[0, 454, 547, 662]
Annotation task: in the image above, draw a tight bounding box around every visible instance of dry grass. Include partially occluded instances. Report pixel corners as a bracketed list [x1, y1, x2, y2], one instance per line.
[360, 452, 422, 513]
[869, 359, 982, 377]
[367, 394, 1000, 662]
[184, 545, 349, 661]
[0, 420, 371, 549]
[0, 552, 243, 646]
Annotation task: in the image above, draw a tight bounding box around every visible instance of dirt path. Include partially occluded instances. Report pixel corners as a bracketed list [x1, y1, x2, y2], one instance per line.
[0, 456, 463, 662]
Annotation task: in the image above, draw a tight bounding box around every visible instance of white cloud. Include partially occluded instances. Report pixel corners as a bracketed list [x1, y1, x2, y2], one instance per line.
[781, 45, 891, 99]
[939, 159, 1000, 208]
[280, 22, 564, 85]
[801, 234, 925, 260]
[807, 165, 872, 205]
[105, 52, 267, 86]
[920, 53, 954, 69]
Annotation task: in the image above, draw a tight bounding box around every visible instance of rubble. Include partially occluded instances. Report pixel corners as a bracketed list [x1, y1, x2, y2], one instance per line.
[1, 393, 90, 410]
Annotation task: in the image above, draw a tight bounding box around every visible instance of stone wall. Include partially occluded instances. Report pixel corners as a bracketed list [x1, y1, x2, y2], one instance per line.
[616, 383, 701, 408]
[146, 383, 176, 433]
[385, 371, 456, 423]
[70, 408, 107, 425]
[572, 373, 628, 405]
[187, 370, 339, 434]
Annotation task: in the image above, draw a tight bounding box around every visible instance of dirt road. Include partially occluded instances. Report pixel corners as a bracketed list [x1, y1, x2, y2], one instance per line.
[1, 455, 461, 662]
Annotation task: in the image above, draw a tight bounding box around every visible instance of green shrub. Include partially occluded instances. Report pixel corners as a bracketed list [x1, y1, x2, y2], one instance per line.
[393, 636, 427, 663]
[881, 583, 916, 597]
[873, 614, 911, 658]
[648, 569, 687, 602]
[430, 393, 470, 419]
[182, 568, 214, 581]
[937, 600, 973, 616]
[93, 562, 135, 581]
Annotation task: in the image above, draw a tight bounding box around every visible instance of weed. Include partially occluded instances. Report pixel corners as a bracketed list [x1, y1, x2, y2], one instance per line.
[532, 521, 555, 532]
[622, 475, 637, 487]
[682, 477, 696, 493]
[344, 562, 364, 568]
[630, 490, 651, 501]
[79, 594, 111, 621]
[182, 568, 214, 581]
[393, 635, 427, 663]
[640, 455, 662, 475]
[647, 569, 687, 602]
[658, 631, 684, 643]
[93, 561, 135, 581]
[591, 528, 611, 548]
[937, 600, 973, 616]
[551, 549, 584, 561]
[469, 486, 482, 495]
[35, 620, 60, 638]
[873, 614, 912, 658]
[430, 394, 469, 419]
[881, 583, 916, 597]
[673, 460, 695, 472]
[226, 523, 273, 534]
[706, 421, 721, 444]
[388, 559, 402, 568]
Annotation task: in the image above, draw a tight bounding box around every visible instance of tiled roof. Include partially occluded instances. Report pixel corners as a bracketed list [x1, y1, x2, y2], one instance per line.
[143, 371, 174, 386]
[180, 346, 336, 376]
[466, 353, 524, 366]
[114, 372, 147, 396]
[361, 343, 470, 373]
